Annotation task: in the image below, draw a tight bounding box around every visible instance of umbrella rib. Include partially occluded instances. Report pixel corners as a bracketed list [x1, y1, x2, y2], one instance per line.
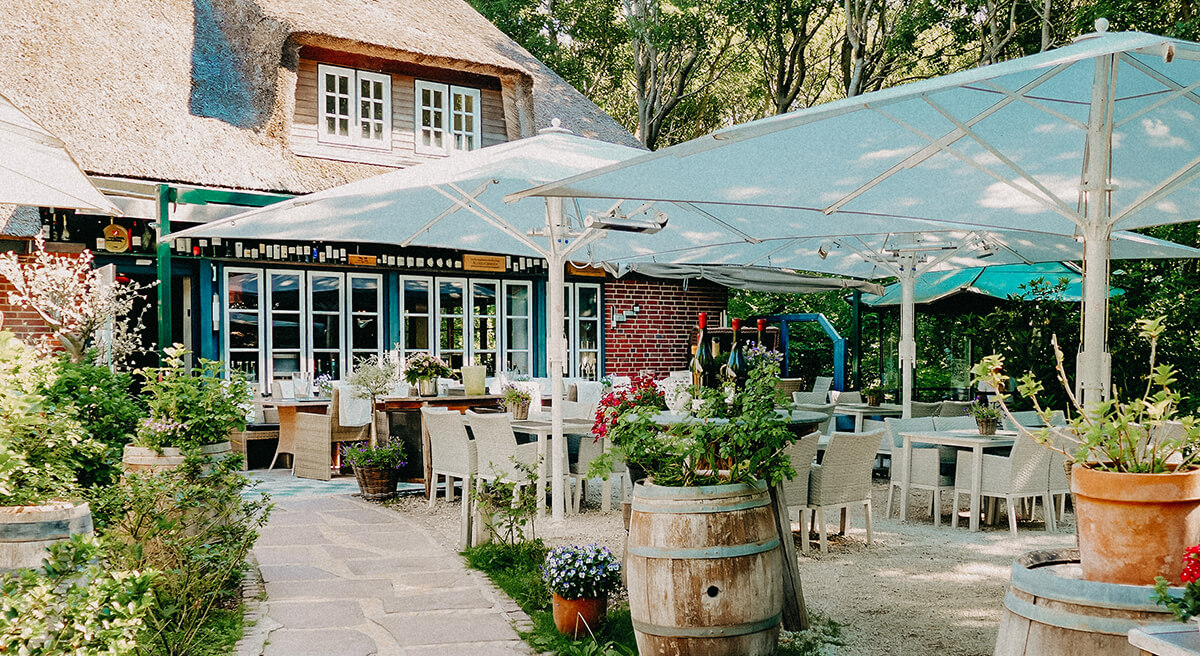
[1108, 152, 1200, 226]
[429, 183, 549, 257]
[824, 64, 1070, 215]
[399, 180, 489, 247]
[670, 201, 761, 243]
[977, 80, 1087, 130]
[872, 105, 1083, 226]
[1117, 54, 1200, 119]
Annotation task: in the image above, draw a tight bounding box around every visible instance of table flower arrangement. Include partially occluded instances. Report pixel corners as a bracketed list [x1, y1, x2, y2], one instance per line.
[541, 543, 621, 637]
[499, 383, 533, 420]
[403, 352, 452, 396]
[963, 400, 1002, 435]
[1153, 544, 1200, 623]
[314, 373, 333, 398]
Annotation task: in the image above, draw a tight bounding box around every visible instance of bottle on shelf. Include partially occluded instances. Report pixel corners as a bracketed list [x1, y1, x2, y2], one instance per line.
[691, 312, 715, 389]
[756, 318, 766, 350]
[725, 318, 748, 388]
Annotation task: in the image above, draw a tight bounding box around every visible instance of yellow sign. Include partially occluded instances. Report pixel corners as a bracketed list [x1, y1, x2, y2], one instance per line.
[568, 263, 605, 277]
[103, 224, 130, 253]
[348, 254, 377, 266]
[464, 254, 507, 272]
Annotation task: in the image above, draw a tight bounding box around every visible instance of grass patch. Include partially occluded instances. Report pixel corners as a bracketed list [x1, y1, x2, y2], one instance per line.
[464, 540, 845, 656]
[463, 540, 638, 655]
[153, 604, 244, 656]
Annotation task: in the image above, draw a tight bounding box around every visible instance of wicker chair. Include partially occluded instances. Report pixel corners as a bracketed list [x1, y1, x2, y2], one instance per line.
[939, 400, 974, 417]
[951, 432, 1055, 535]
[933, 415, 977, 431]
[805, 429, 885, 553]
[909, 401, 943, 418]
[230, 402, 280, 471]
[292, 386, 377, 481]
[422, 407, 477, 507]
[832, 390, 862, 405]
[464, 410, 545, 493]
[780, 430, 821, 528]
[810, 376, 833, 397]
[792, 391, 827, 405]
[885, 417, 955, 525]
[775, 378, 807, 397]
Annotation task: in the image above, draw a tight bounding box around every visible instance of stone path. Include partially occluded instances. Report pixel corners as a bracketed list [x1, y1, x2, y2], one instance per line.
[243, 494, 532, 656]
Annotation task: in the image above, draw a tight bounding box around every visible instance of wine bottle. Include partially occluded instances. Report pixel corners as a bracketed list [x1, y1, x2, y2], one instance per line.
[726, 318, 748, 388]
[757, 318, 766, 350]
[691, 312, 715, 389]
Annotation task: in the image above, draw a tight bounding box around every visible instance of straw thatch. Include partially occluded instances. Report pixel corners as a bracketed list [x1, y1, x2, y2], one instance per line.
[0, 0, 639, 196]
[0, 206, 40, 238]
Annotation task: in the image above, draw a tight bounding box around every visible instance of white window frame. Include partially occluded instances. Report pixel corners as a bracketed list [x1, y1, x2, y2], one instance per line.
[502, 280, 533, 376]
[399, 275, 434, 360]
[572, 283, 602, 380]
[435, 277, 468, 370]
[223, 267, 266, 391]
[307, 271, 346, 380]
[414, 80, 481, 156]
[265, 269, 308, 385]
[468, 279, 500, 374]
[347, 272, 384, 366]
[318, 64, 392, 149]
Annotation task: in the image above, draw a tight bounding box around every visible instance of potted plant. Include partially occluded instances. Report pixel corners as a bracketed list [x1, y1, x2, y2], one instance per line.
[1153, 544, 1200, 628]
[347, 354, 400, 446]
[589, 374, 667, 485]
[542, 543, 621, 638]
[403, 352, 452, 397]
[499, 383, 533, 420]
[341, 440, 406, 501]
[0, 330, 104, 571]
[973, 316, 1200, 585]
[963, 400, 1002, 435]
[314, 373, 334, 399]
[863, 382, 884, 407]
[126, 345, 252, 472]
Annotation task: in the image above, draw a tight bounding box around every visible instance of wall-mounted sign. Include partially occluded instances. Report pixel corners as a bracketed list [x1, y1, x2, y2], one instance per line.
[103, 223, 131, 253]
[464, 254, 507, 273]
[568, 262, 605, 277]
[348, 254, 377, 266]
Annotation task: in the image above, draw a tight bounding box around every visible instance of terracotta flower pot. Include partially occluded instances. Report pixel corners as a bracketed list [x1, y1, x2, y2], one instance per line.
[1072, 464, 1200, 585]
[552, 592, 607, 638]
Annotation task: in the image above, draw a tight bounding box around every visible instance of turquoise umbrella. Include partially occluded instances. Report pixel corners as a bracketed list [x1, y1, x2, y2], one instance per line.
[861, 263, 1124, 308]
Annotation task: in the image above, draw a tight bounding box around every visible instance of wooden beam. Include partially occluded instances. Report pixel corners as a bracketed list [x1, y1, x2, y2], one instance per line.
[770, 483, 809, 631]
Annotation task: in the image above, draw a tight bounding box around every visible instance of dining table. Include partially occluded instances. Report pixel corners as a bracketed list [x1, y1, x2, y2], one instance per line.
[376, 394, 501, 498]
[897, 428, 1017, 531]
[510, 417, 597, 515]
[834, 402, 904, 432]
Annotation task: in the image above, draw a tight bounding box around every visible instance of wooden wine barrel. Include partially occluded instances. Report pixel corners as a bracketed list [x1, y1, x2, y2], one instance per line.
[627, 480, 782, 656]
[122, 441, 232, 474]
[0, 502, 93, 571]
[994, 549, 1179, 656]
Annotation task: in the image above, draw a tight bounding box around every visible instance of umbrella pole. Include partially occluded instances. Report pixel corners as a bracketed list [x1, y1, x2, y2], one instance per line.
[899, 256, 917, 418]
[546, 198, 567, 521]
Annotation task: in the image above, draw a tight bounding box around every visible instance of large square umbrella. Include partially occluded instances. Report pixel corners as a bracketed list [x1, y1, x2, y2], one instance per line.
[515, 27, 1200, 405]
[0, 91, 120, 214]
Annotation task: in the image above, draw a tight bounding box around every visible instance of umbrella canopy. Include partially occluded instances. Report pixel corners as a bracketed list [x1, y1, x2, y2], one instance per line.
[0, 91, 120, 215]
[861, 262, 1123, 307]
[618, 264, 883, 295]
[515, 28, 1200, 404]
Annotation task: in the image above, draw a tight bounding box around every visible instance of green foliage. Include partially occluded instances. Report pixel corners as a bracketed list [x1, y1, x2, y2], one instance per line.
[89, 455, 271, 656]
[135, 345, 251, 451]
[472, 457, 541, 545]
[973, 316, 1200, 473]
[0, 331, 103, 506]
[40, 354, 144, 488]
[0, 534, 157, 656]
[963, 400, 1002, 421]
[1155, 544, 1200, 621]
[500, 383, 533, 405]
[341, 439, 407, 469]
[777, 611, 847, 655]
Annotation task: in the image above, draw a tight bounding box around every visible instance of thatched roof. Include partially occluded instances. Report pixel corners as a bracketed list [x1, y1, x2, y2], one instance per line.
[0, 206, 40, 238]
[0, 0, 639, 196]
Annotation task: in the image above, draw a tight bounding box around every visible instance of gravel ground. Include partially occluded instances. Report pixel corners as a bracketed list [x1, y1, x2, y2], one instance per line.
[385, 476, 1076, 656]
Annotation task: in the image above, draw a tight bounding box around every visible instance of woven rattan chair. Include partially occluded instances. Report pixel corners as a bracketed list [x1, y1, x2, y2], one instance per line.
[464, 410, 545, 493]
[775, 378, 807, 397]
[885, 417, 955, 525]
[292, 386, 378, 481]
[939, 400, 974, 417]
[422, 407, 477, 507]
[951, 433, 1055, 535]
[933, 415, 977, 431]
[792, 391, 827, 405]
[810, 376, 833, 397]
[832, 390, 862, 405]
[909, 401, 943, 418]
[780, 430, 821, 528]
[230, 402, 280, 471]
[805, 429, 884, 553]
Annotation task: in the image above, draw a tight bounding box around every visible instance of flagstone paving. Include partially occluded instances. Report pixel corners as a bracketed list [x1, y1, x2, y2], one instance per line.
[240, 491, 532, 656]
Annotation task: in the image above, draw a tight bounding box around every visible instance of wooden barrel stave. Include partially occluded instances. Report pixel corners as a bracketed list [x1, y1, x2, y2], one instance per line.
[122, 441, 232, 474]
[0, 502, 93, 571]
[628, 480, 782, 656]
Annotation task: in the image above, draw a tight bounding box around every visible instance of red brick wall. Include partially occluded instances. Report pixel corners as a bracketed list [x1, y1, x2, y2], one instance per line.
[603, 277, 728, 378]
[0, 253, 72, 346]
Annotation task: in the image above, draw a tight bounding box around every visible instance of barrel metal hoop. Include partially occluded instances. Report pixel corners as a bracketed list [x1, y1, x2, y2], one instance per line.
[632, 497, 772, 514]
[634, 480, 768, 500]
[627, 538, 780, 560]
[632, 612, 781, 638]
[0, 514, 93, 541]
[1003, 590, 1143, 637]
[1010, 558, 1168, 613]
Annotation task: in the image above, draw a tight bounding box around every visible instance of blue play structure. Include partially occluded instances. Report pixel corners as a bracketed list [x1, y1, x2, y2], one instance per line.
[753, 313, 846, 392]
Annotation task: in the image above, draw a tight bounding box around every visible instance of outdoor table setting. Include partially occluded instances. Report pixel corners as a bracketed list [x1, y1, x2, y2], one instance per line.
[897, 428, 1017, 531]
[377, 393, 502, 497]
[511, 417, 598, 515]
[834, 402, 904, 432]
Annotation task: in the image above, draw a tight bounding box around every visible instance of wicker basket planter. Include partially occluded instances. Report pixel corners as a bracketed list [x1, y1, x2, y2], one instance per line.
[353, 464, 400, 501]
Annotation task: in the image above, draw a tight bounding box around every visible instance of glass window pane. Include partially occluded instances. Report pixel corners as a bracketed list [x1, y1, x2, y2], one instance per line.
[506, 285, 528, 316]
[229, 352, 259, 383]
[311, 275, 341, 312]
[404, 279, 429, 314]
[361, 79, 370, 97]
[473, 317, 495, 351]
[272, 320, 301, 349]
[353, 316, 378, 351]
[271, 275, 300, 311]
[473, 352, 496, 375]
[405, 316, 429, 350]
[339, 77, 348, 94]
[579, 287, 599, 318]
[338, 97, 348, 115]
[507, 318, 529, 350]
[326, 96, 335, 114]
[439, 281, 463, 315]
[272, 354, 300, 376]
[311, 314, 341, 349]
[473, 283, 496, 316]
[352, 277, 379, 312]
[229, 312, 259, 349]
[506, 352, 529, 376]
[579, 321, 598, 351]
[339, 118, 349, 136]
[325, 75, 335, 93]
[580, 352, 598, 380]
[422, 88, 430, 105]
[314, 353, 341, 381]
[228, 272, 259, 310]
[440, 317, 463, 350]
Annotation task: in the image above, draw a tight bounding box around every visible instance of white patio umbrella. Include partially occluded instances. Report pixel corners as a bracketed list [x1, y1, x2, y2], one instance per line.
[599, 227, 1200, 415]
[170, 126, 888, 519]
[0, 91, 120, 214]
[514, 27, 1200, 406]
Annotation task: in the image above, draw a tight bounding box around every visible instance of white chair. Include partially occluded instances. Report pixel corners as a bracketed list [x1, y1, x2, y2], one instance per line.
[863, 418, 890, 469]
[939, 400, 974, 417]
[933, 415, 976, 431]
[805, 430, 884, 553]
[884, 417, 955, 525]
[465, 410, 571, 507]
[909, 401, 942, 418]
[780, 431, 821, 527]
[271, 379, 295, 399]
[951, 433, 1055, 535]
[793, 391, 827, 405]
[832, 390, 862, 405]
[810, 376, 833, 397]
[422, 407, 477, 507]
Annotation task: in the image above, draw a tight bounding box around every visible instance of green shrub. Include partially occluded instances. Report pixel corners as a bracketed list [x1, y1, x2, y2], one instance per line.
[135, 346, 252, 451]
[0, 535, 156, 655]
[90, 455, 271, 656]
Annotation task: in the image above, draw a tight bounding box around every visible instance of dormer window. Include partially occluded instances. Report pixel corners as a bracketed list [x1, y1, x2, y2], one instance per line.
[318, 64, 391, 149]
[415, 80, 481, 155]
